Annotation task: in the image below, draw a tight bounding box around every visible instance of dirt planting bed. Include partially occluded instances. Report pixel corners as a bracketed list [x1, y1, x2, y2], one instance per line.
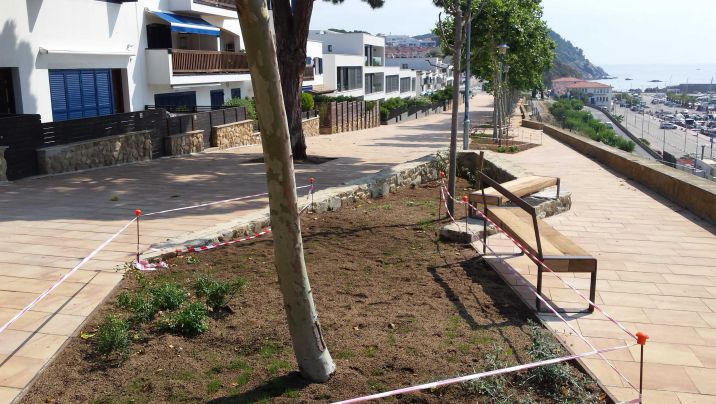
[469, 137, 540, 154]
[23, 179, 607, 404]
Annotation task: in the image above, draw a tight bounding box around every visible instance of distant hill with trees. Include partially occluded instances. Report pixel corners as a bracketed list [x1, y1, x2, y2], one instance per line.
[545, 30, 609, 84]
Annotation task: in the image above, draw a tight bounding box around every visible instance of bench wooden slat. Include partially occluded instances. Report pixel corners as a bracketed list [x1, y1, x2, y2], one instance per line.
[487, 207, 595, 273]
[469, 175, 558, 205]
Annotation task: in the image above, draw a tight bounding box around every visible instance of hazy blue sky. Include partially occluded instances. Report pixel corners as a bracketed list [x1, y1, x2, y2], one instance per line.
[309, 0, 716, 65]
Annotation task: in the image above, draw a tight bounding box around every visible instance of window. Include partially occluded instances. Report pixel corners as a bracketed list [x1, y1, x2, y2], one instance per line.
[337, 67, 362, 91]
[411, 78, 416, 91]
[327, 45, 333, 52]
[365, 73, 384, 94]
[153, 91, 197, 111]
[400, 77, 411, 93]
[231, 88, 242, 99]
[315, 57, 323, 74]
[49, 69, 114, 121]
[401, 63, 408, 69]
[385, 75, 399, 93]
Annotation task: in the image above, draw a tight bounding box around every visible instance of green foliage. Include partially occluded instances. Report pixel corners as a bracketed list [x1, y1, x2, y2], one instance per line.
[150, 283, 187, 311]
[117, 291, 157, 323]
[300, 92, 314, 112]
[545, 30, 608, 84]
[207, 380, 221, 394]
[224, 97, 257, 120]
[435, 0, 555, 92]
[380, 96, 441, 120]
[549, 99, 635, 152]
[161, 302, 209, 337]
[194, 276, 247, 311]
[313, 94, 359, 103]
[429, 86, 453, 103]
[94, 314, 131, 358]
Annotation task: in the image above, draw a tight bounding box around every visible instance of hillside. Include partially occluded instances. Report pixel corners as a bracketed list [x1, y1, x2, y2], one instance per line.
[545, 30, 609, 83]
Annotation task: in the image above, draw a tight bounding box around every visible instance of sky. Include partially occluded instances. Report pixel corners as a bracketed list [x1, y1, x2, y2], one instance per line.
[309, 0, 716, 65]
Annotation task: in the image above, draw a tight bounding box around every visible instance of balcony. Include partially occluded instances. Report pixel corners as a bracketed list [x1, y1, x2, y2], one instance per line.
[364, 56, 383, 67]
[304, 65, 315, 81]
[167, 0, 237, 17]
[171, 49, 248, 74]
[146, 49, 251, 86]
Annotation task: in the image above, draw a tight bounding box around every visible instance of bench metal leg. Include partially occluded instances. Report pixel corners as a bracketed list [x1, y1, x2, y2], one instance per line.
[589, 269, 597, 313]
[556, 178, 561, 199]
[536, 264, 543, 312]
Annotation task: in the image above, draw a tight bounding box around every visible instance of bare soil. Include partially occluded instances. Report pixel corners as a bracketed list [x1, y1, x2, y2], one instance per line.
[23, 179, 606, 404]
[469, 137, 540, 153]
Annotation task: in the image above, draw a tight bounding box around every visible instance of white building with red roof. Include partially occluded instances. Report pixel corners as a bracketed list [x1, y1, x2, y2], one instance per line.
[551, 77, 583, 96]
[564, 81, 613, 108]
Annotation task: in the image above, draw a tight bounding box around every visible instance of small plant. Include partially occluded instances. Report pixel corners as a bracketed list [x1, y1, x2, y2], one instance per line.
[194, 276, 247, 312]
[224, 97, 256, 120]
[94, 314, 131, 359]
[185, 256, 200, 265]
[207, 379, 221, 394]
[300, 92, 314, 112]
[150, 282, 187, 311]
[496, 146, 507, 153]
[267, 359, 290, 376]
[161, 302, 209, 337]
[117, 291, 157, 323]
[109, 195, 119, 202]
[507, 146, 519, 153]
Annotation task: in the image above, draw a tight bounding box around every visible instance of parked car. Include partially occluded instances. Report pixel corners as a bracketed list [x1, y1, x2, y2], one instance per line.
[603, 122, 614, 129]
[660, 122, 677, 129]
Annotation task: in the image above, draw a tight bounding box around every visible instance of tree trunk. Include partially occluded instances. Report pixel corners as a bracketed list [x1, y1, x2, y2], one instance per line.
[272, 0, 312, 161]
[234, 0, 335, 382]
[447, 9, 463, 216]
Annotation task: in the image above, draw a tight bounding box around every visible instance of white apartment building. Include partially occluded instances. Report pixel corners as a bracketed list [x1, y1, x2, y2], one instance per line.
[385, 57, 453, 95]
[1, 0, 323, 121]
[308, 30, 416, 100]
[564, 81, 613, 108]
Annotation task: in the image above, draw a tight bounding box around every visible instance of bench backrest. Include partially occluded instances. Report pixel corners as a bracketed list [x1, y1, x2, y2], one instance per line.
[477, 171, 545, 258]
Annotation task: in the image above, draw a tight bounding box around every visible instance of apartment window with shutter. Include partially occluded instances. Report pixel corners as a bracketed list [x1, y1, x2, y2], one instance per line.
[385, 75, 399, 93]
[337, 67, 362, 91]
[400, 77, 411, 93]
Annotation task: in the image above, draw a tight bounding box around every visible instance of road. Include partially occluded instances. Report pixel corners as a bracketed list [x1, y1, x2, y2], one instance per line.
[613, 95, 716, 161]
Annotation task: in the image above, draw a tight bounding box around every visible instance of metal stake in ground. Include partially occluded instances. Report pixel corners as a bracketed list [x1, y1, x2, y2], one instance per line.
[134, 209, 142, 263]
[309, 177, 315, 210]
[438, 171, 446, 219]
[462, 195, 469, 232]
[636, 331, 649, 398]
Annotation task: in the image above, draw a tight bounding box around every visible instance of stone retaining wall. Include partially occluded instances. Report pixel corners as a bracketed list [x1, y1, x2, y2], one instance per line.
[165, 130, 204, 156]
[37, 131, 152, 175]
[211, 120, 256, 149]
[527, 119, 716, 224]
[0, 146, 7, 182]
[302, 117, 320, 137]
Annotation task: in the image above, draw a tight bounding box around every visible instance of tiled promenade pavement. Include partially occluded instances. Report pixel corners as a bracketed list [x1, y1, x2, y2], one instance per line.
[0, 96, 496, 403]
[480, 123, 716, 403]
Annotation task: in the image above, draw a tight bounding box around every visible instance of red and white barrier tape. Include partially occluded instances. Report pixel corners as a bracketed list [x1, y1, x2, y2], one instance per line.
[333, 343, 635, 404]
[0, 218, 137, 334]
[174, 228, 272, 255]
[439, 185, 640, 393]
[134, 260, 169, 271]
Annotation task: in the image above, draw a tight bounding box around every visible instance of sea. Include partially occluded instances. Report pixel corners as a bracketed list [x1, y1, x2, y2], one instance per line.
[593, 64, 716, 92]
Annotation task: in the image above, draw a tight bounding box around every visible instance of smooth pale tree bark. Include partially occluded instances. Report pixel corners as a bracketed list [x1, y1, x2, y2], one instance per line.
[446, 9, 463, 216]
[234, 0, 335, 382]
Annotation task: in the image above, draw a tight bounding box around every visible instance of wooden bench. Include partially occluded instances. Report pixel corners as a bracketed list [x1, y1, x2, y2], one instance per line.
[468, 175, 560, 207]
[477, 172, 596, 313]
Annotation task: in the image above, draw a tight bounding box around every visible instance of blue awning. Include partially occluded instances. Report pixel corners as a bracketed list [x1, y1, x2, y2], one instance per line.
[150, 10, 220, 36]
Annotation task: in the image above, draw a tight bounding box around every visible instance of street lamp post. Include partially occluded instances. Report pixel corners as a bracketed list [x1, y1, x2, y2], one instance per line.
[504, 64, 511, 140]
[495, 44, 509, 145]
[663, 129, 666, 158]
[462, 0, 472, 150]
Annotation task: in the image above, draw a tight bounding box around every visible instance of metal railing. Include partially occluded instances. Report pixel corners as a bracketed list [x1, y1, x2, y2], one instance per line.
[171, 49, 249, 74]
[193, 0, 236, 9]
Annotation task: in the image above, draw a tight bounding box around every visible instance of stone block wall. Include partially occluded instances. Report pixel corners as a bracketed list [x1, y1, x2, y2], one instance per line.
[37, 131, 152, 175]
[0, 146, 7, 182]
[302, 117, 320, 137]
[165, 130, 204, 156]
[211, 120, 256, 149]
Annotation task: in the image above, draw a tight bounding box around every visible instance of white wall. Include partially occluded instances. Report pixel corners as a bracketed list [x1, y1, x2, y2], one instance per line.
[323, 54, 364, 98]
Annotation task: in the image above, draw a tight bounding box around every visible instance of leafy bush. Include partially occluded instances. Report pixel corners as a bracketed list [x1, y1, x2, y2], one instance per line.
[94, 314, 131, 358]
[194, 276, 247, 311]
[161, 302, 209, 337]
[429, 86, 452, 103]
[550, 99, 635, 153]
[301, 92, 314, 112]
[224, 97, 256, 120]
[150, 283, 187, 311]
[117, 291, 157, 323]
[406, 96, 431, 108]
[313, 94, 359, 103]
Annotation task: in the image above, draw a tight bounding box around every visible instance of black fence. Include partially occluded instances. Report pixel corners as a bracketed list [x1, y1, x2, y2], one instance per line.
[0, 114, 43, 181]
[0, 106, 248, 180]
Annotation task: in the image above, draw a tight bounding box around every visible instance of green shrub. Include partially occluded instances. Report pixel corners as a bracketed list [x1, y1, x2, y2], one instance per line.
[224, 97, 256, 120]
[150, 283, 187, 311]
[496, 146, 506, 153]
[507, 146, 519, 153]
[301, 92, 314, 112]
[162, 302, 209, 337]
[194, 276, 247, 311]
[406, 96, 431, 108]
[429, 86, 453, 102]
[117, 291, 157, 323]
[314, 94, 358, 103]
[94, 314, 131, 358]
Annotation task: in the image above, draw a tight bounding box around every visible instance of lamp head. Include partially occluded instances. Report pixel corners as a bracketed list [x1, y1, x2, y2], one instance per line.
[496, 44, 509, 55]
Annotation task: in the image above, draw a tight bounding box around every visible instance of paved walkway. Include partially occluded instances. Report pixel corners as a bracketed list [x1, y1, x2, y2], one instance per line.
[482, 123, 716, 403]
[0, 95, 492, 403]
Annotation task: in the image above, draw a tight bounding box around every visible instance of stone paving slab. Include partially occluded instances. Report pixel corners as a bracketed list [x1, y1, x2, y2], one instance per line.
[0, 95, 490, 403]
[478, 120, 716, 403]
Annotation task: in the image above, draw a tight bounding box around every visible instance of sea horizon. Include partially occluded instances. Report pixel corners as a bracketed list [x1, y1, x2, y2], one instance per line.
[592, 63, 716, 92]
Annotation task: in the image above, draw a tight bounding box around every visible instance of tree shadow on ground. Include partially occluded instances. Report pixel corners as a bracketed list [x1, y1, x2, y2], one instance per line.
[207, 372, 311, 404]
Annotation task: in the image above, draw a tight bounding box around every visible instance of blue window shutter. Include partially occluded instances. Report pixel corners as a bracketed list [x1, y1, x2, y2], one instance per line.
[81, 70, 98, 117]
[49, 70, 68, 121]
[95, 70, 114, 116]
[64, 71, 84, 120]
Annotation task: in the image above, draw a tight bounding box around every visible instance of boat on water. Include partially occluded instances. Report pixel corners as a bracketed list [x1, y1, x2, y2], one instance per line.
[625, 78, 633, 81]
[649, 80, 663, 83]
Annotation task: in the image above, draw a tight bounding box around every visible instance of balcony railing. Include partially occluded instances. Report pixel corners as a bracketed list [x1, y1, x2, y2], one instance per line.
[171, 49, 249, 74]
[364, 56, 383, 67]
[193, 0, 236, 9]
[304, 65, 315, 81]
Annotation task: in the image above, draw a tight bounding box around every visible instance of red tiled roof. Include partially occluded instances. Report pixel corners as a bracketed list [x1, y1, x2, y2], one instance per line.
[552, 77, 582, 82]
[565, 81, 611, 89]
